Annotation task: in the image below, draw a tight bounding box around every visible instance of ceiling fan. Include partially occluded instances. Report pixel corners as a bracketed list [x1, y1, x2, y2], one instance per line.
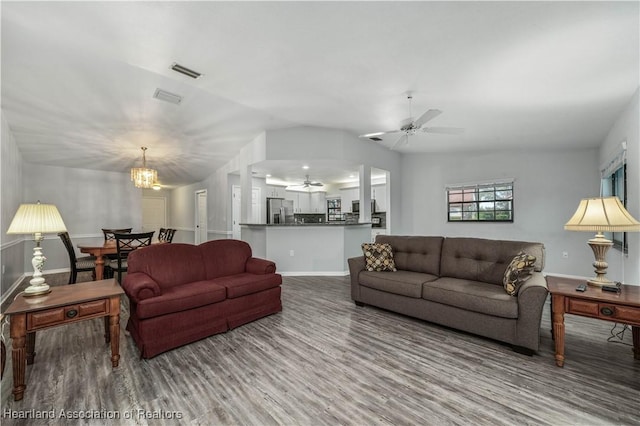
[359, 95, 464, 150]
[291, 175, 323, 188]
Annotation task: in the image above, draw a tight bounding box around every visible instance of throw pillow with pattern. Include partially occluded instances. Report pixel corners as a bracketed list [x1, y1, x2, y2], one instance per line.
[362, 243, 397, 272]
[503, 251, 537, 296]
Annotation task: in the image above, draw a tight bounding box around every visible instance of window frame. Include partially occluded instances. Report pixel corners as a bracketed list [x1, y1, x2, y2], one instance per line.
[446, 181, 514, 223]
[602, 163, 628, 253]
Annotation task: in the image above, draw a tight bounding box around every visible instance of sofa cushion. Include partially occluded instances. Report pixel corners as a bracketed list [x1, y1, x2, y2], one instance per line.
[135, 280, 227, 319]
[362, 243, 397, 272]
[440, 238, 545, 285]
[127, 243, 206, 289]
[422, 277, 518, 319]
[376, 235, 443, 275]
[199, 239, 253, 279]
[503, 252, 537, 296]
[212, 273, 282, 299]
[360, 270, 438, 298]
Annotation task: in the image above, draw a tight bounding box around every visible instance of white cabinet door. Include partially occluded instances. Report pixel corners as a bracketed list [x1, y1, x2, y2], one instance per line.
[267, 185, 286, 198]
[341, 188, 356, 212]
[298, 192, 311, 212]
[372, 184, 386, 212]
[310, 192, 326, 212]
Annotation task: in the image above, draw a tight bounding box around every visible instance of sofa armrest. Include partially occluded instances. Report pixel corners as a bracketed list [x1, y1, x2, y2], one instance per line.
[246, 257, 276, 274]
[515, 272, 549, 350]
[348, 256, 366, 301]
[122, 272, 162, 303]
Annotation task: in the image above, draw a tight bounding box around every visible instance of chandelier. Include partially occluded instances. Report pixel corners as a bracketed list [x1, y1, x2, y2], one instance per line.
[130, 147, 158, 188]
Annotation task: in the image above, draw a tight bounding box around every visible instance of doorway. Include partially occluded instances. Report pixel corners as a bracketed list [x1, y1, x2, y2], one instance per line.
[142, 197, 166, 238]
[195, 190, 207, 244]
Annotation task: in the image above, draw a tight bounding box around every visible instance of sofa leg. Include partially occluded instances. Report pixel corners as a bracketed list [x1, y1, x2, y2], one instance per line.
[354, 301, 365, 307]
[513, 346, 534, 356]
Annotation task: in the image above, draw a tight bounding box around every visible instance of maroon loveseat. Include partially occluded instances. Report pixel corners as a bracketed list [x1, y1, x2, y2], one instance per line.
[122, 239, 282, 358]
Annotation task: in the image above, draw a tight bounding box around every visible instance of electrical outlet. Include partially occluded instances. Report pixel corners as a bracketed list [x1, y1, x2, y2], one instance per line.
[562, 251, 569, 259]
[289, 250, 295, 257]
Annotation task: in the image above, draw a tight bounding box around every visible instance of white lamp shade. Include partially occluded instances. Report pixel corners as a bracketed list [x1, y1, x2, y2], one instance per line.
[564, 197, 640, 232]
[7, 203, 67, 234]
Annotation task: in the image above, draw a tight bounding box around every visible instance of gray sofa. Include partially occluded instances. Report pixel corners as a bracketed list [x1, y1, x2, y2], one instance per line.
[348, 235, 548, 353]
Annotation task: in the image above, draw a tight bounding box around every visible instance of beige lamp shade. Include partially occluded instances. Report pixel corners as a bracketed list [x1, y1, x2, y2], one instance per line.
[564, 197, 640, 232]
[7, 203, 67, 234]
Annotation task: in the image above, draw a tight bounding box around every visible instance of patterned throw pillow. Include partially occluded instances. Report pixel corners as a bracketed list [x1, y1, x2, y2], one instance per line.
[362, 243, 397, 272]
[503, 251, 537, 296]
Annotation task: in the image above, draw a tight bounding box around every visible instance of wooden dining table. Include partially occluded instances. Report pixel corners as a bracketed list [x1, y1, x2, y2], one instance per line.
[78, 241, 117, 280]
[78, 240, 163, 281]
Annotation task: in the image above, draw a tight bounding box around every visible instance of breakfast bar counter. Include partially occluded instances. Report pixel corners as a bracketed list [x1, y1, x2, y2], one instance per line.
[240, 223, 371, 275]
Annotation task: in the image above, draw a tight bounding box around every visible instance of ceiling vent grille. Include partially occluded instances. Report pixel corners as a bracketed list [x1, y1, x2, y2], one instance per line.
[170, 62, 202, 79]
[153, 88, 182, 105]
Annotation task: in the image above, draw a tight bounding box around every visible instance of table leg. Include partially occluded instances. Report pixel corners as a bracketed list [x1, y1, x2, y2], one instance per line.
[104, 317, 111, 343]
[94, 255, 105, 280]
[26, 332, 36, 365]
[10, 314, 27, 401]
[633, 326, 639, 360]
[109, 296, 120, 368]
[551, 294, 565, 367]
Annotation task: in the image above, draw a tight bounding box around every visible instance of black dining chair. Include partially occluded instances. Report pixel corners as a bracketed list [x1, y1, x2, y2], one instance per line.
[109, 231, 154, 283]
[101, 228, 132, 278]
[158, 228, 176, 243]
[58, 232, 97, 284]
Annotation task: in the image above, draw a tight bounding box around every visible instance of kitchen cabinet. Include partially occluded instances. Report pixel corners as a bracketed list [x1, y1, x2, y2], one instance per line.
[372, 184, 386, 212]
[310, 192, 326, 213]
[340, 187, 358, 213]
[266, 185, 287, 198]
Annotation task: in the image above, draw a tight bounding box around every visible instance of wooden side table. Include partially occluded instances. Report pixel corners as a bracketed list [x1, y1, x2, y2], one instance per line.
[546, 276, 640, 367]
[4, 279, 124, 401]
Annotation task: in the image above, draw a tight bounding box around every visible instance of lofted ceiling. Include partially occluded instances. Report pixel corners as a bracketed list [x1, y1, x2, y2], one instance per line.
[1, 1, 638, 188]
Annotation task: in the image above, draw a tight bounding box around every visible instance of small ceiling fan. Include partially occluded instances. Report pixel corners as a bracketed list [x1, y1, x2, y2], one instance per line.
[359, 95, 464, 150]
[291, 175, 323, 188]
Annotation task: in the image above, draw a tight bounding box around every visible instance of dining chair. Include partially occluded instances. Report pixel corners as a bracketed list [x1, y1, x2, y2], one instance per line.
[158, 228, 176, 243]
[102, 228, 133, 241]
[101, 228, 132, 278]
[109, 231, 155, 283]
[58, 232, 97, 284]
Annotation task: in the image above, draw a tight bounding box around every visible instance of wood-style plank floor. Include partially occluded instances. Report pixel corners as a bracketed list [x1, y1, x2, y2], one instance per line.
[1, 274, 639, 425]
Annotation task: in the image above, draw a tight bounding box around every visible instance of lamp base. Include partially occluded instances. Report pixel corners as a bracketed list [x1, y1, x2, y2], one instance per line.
[586, 232, 614, 288]
[22, 285, 51, 297]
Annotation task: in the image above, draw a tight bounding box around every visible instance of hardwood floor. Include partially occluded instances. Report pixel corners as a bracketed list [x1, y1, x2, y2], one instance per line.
[1, 274, 639, 425]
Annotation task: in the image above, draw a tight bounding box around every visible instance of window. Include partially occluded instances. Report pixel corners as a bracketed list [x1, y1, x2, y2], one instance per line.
[602, 163, 627, 252]
[447, 181, 513, 222]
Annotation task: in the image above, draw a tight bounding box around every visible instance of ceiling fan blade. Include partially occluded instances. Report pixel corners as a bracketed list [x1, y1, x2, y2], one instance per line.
[310, 182, 323, 186]
[390, 134, 408, 150]
[414, 109, 442, 128]
[423, 126, 465, 135]
[359, 130, 402, 138]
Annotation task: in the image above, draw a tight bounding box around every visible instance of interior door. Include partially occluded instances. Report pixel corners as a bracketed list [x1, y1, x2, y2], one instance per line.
[195, 190, 207, 244]
[142, 197, 166, 238]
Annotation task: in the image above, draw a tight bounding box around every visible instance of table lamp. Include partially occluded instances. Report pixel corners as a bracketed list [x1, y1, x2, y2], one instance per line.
[7, 202, 67, 296]
[565, 196, 640, 286]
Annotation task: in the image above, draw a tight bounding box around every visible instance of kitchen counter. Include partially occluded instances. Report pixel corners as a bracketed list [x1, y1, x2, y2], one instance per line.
[240, 222, 371, 275]
[240, 222, 371, 226]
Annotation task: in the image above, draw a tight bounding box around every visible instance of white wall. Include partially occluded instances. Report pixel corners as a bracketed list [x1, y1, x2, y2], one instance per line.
[21, 163, 142, 271]
[1, 112, 25, 297]
[400, 147, 600, 277]
[599, 89, 640, 284]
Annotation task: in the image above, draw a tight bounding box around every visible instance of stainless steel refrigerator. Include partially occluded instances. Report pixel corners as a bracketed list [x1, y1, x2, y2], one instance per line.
[266, 198, 294, 224]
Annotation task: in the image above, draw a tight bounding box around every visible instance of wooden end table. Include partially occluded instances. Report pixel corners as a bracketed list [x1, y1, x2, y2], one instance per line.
[546, 275, 640, 367]
[4, 279, 124, 401]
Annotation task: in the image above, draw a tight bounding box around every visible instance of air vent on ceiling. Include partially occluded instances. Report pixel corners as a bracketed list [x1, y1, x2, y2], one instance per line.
[170, 62, 202, 79]
[153, 88, 182, 105]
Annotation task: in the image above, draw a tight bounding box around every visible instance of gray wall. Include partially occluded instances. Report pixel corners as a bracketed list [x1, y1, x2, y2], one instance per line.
[599, 89, 640, 284]
[399, 147, 600, 277]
